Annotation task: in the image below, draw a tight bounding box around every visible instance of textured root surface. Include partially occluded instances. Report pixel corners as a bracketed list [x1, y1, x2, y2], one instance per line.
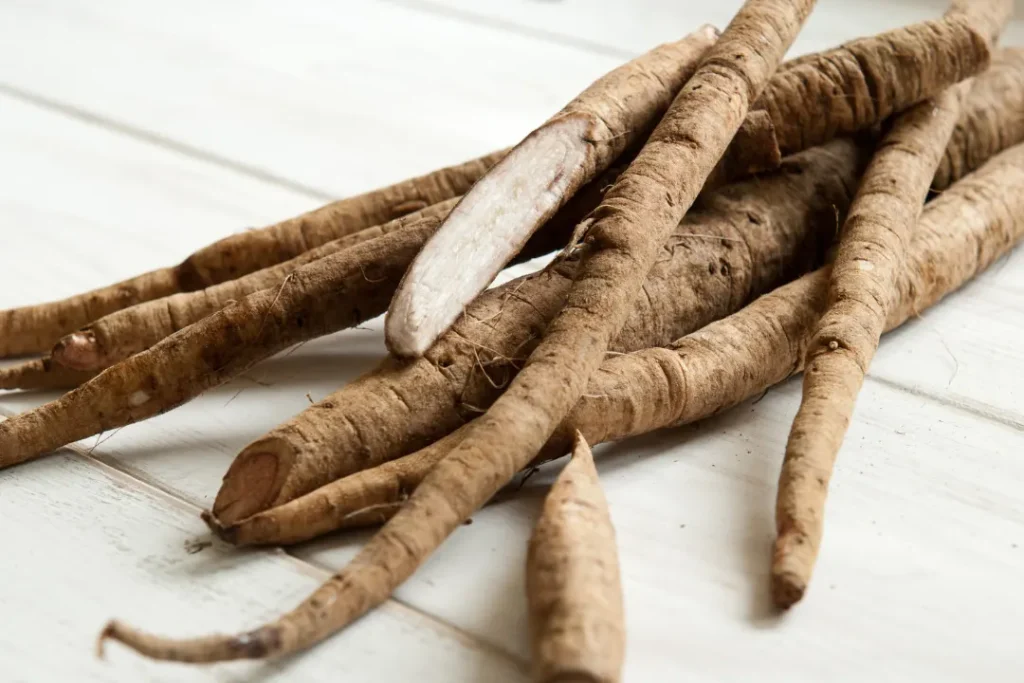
[774, 82, 967, 608]
[220, 144, 1024, 547]
[0, 151, 503, 359]
[0, 357, 98, 392]
[215, 137, 864, 525]
[0, 216, 447, 471]
[934, 48, 1024, 190]
[757, 14, 989, 156]
[0, 169, 610, 472]
[528, 434, 624, 683]
[386, 26, 719, 357]
[52, 200, 459, 372]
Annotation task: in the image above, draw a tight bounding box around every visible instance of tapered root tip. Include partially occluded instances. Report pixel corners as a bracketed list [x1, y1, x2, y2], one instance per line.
[52, 330, 102, 371]
[96, 619, 280, 663]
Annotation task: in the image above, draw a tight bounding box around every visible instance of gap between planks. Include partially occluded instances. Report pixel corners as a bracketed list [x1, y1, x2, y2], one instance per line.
[0, 83, 338, 203]
[0, 406, 530, 672]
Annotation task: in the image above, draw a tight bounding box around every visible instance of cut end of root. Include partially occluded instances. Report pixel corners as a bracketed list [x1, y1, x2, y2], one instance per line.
[385, 117, 592, 358]
[52, 330, 103, 371]
[213, 449, 284, 525]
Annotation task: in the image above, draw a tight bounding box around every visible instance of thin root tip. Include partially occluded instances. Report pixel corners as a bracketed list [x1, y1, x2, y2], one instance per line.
[96, 620, 123, 659]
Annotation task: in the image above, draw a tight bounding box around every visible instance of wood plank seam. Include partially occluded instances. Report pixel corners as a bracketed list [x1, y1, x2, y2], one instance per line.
[0, 84, 338, 202]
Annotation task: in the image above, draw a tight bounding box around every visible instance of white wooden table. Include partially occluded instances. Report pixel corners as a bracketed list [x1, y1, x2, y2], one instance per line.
[1, 2, 1022, 681]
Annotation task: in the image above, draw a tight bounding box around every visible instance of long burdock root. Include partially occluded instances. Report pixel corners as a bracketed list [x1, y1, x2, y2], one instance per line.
[527, 433, 624, 683]
[214, 138, 864, 525]
[934, 48, 1024, 190]
[773, 82, 969, 609]
[51, 200, 459, 372]
[386, 26, 720, 357]
[0, 358, 98, 392]
[0, 150, 505, 358]
[775, 132, 1024, 610]
[757, 14, 989, 157]
[38, 112, 776, 377]
[0, 168, 616, 470]
[217, 142, 1024, 548]
[0, 217, 445, 470]
[104, 0, 819, 663]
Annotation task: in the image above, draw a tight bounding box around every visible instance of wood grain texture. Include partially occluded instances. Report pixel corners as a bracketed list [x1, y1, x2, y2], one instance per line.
[1, 1, 1023, 680]
[0, 0, 621, 198]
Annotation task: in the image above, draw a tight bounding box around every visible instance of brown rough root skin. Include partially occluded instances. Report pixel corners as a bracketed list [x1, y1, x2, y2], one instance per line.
[215, 137, 866, 525]
[934, 48, 1024, 190]
[755, 14, 990, 156]
[220, 143, 1024, 548]
[0, 357, 98, 392]
[50, 200, 458, 372]
[528, 433, 624, 683]
[774, 80, 969, 608]
[0, 166, 609, 471]
[0, 148, 505, 358]
[90, 5, 818, 662]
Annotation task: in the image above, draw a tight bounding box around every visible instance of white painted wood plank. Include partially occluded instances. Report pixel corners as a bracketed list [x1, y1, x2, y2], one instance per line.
[0, 446, 527, 682]
[0, 0, 621, 198]
[297, 377, 1024, 682]
[870, 247, 1024, 423]
[416, 0, 1023, 57]
[0, 95, 314, 307]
